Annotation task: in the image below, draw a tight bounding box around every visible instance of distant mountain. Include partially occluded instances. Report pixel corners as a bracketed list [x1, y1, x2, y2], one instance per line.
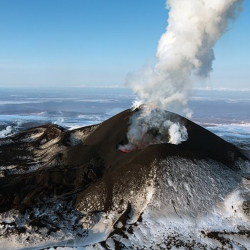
[0, 109, 250, 249]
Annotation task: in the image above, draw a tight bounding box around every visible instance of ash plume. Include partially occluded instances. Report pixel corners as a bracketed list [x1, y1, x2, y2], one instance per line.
[123, 0, 242, 148]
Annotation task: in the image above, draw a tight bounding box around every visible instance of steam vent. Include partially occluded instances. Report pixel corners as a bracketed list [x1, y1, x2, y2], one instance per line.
[0, 108, 250, 249]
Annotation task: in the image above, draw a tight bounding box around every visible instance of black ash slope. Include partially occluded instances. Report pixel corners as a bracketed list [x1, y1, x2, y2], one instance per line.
[0, 109, 249, 249]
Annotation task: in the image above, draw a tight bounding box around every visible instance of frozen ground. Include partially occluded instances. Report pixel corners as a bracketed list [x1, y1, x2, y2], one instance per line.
[1, 88, 250, 249]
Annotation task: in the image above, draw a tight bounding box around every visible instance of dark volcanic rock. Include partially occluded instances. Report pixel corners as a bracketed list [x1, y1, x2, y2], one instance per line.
[0, 109, 249, 249]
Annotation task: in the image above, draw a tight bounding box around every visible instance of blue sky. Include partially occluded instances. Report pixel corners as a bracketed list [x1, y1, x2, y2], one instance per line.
[0, 0, 249, 89]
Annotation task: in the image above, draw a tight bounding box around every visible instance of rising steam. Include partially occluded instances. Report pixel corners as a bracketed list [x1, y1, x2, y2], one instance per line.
[122, 0, 242, 150]
[127, 0, 242, 115]
[119, 108, 188, 152]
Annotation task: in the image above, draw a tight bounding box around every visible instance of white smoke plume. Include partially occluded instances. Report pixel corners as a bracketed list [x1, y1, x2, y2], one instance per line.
[0, 126, 13, 138]
[119, 108, 188, 152]
[122, 0, 242, 149]
[127, 0, 242, 116]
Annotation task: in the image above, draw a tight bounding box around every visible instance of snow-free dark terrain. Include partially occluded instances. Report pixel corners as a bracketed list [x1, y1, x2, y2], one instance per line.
[0, 108, 250, 249]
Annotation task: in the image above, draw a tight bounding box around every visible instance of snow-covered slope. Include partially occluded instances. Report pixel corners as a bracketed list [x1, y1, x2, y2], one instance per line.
[0, 109, 249, 249]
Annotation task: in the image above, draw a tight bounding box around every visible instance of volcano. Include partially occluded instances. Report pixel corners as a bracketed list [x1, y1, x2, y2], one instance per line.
[0, 108, 250, 249]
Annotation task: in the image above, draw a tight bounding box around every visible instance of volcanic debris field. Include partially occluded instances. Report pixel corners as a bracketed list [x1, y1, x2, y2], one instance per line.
[0, 108, 250, 249]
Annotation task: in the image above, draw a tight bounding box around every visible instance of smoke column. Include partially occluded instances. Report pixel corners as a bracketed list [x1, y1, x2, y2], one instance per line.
[121, 0, 243, 151]
[127, 0, 242, 116]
